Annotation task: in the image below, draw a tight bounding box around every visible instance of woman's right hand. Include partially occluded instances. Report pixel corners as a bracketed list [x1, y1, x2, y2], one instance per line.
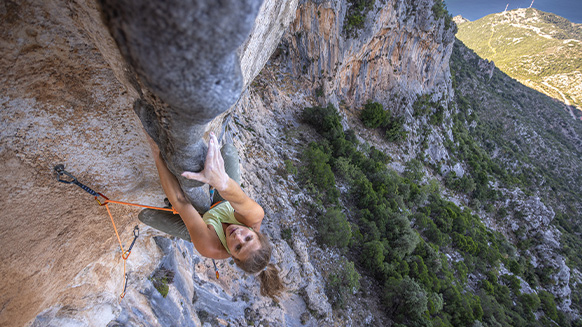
[182, 132, 230, 191]
[144, 130, 160, 156]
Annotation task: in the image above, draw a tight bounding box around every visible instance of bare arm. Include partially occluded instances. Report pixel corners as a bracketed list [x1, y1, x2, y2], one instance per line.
[146, 135, 226, 258]
[181, 132, 264, 229]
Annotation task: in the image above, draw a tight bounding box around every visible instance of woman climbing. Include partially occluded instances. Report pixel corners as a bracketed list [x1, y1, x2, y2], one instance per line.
[144, 131, 284, 299]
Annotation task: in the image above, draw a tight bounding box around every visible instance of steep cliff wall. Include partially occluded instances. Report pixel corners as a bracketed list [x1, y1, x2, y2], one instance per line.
[284, 0, 455, 109]
[280, 0, 457, 166]
[0, 0, 297, 325]
[0, 0, 460, 326]
[0, 1, 171, 326]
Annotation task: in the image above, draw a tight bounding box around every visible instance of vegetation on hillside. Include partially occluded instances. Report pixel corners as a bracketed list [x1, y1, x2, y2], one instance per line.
[295, 98, 577, 326]
[284, 26, 582, 324]
[456, 8, 582, 112]
[344, 0, 375, 38]
[450, 39, 582, 325]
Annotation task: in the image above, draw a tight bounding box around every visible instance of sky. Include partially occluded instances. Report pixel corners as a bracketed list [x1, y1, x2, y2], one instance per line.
[444, 0, 582, 24]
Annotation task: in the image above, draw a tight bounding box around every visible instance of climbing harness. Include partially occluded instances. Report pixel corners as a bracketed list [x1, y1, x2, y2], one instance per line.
[54, 164, 177, 300]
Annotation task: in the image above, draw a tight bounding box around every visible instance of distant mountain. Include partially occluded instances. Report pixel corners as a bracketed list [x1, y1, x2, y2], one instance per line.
[456, 8, 582, 117]
[452, 15, 469, 25]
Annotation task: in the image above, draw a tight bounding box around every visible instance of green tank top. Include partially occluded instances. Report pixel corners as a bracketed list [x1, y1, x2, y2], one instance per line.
[202, 202, 249, 254]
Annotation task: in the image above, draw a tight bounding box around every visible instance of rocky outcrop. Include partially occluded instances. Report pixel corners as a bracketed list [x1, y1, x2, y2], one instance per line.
[278, 0, 458, 165]
[493, 187, 574, 313]
[452, 15, 470, 25]
[99, 0, 265, 211]
[98, 0, 300, 212]
[283, 0, 456, 110]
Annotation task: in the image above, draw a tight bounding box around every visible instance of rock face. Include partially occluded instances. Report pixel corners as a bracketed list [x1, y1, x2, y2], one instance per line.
[0, 0, 466, 326]
[452, 15, 470, 25]
[98, 0, 301, 213]
[284, 0, 456, 109]
[99, 0, 265, 212]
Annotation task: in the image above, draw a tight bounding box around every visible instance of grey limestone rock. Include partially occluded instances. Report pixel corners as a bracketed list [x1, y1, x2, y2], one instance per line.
[292, 238, 332, 318]
[99, 0, 264, 211]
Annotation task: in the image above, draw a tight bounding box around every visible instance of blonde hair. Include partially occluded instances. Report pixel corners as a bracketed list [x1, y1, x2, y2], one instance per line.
[233, 231, 285, 299]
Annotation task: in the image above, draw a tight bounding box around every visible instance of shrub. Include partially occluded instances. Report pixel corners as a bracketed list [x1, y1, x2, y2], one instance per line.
[385, 116, 407, 142]
[301, 142, 338, 202]
[361, 102, 388, 128]
[344, 0, 375, 37]
[326, 258, 361, 308]
[333, 157, 359, 184]
[519, 292, 540, 313]
[369, 146, 390, 163]
[284, 159, 297, 176]
[345, 129, 359, 144]
[430, 105, 445, 125]
[362, 240, 385, 276]
[539, 290, 558, 321]
[404, 159, 425, 183]
[413, 94, 432, 116]
[317, 207, 352, 249]
[383, 276, 428, 323]
[481, 279, 495, 295]
[353, 175, 379, 209]
[150, 267, 175, 298]
[500, 274, 521, 295]
[302, 104, 344, 140]
[431, 0, 454, 30]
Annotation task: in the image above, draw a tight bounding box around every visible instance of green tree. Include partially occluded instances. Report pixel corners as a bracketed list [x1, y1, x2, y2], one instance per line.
[302, 104, 344, 140]
[385, 115, 407, 142]
[362, 240, 385, 277]
[539, 290, 558, 321]
[404, 159, 425, 183]
[353, 175, 379, 208]
[519, 292, 540, 313]
[383, 276, 428, 323]
[317, 207, 352, 249]
[361, 102, 388, 128]
[301, 142, 338, 202]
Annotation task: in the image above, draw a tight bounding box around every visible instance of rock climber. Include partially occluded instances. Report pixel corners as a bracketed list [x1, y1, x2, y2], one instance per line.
[144, 132, 284, 299]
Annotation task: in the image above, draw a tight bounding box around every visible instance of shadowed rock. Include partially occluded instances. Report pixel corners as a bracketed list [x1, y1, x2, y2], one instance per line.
[99, 0, 264, 211]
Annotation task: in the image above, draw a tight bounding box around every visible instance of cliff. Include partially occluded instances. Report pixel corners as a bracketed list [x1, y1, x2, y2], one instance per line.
[6, 0, 576, 326]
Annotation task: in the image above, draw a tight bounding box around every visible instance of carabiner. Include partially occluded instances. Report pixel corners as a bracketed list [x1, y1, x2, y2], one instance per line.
[95, 192, 109, 206]
[54, 164, 77, 184]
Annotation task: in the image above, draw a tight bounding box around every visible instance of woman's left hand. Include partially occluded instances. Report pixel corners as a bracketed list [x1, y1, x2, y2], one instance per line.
[182, 132, 230, 191]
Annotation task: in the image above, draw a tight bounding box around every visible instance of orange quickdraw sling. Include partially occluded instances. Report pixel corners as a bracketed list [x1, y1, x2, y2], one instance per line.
[54, 164, 179, 300]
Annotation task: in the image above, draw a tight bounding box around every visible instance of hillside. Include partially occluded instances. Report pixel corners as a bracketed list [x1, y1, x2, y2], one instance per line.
[456, 8, 582, 118]
[450, 38, 582, 324]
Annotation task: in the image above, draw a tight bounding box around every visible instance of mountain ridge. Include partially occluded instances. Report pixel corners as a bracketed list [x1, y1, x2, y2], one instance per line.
[456, 8, 582, 117]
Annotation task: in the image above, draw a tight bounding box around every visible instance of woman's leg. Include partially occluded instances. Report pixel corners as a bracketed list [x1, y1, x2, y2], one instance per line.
[138, 208, 191, 241]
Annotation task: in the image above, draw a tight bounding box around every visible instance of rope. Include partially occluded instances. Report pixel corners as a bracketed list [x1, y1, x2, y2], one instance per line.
[95, 193, 178, 215]
[96, 194, 179, 300]
[54, 164, 221, 296]
[54, 165, 176, 301]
